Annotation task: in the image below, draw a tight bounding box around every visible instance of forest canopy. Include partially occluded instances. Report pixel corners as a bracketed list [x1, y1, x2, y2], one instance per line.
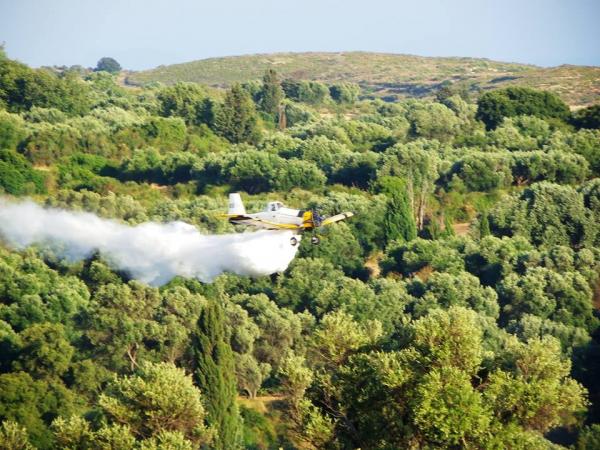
[0, 50, 599, 449]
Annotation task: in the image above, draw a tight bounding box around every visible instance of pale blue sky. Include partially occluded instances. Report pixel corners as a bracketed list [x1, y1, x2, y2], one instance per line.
[1, 0, 598, 70]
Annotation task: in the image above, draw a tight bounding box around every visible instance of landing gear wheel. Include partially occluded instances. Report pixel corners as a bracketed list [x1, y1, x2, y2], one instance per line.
[290, 237, 298, 247]
[311, 236, 320, 245]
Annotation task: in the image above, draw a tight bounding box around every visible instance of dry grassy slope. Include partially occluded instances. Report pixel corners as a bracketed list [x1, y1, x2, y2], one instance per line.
[125, 52, 600, 107]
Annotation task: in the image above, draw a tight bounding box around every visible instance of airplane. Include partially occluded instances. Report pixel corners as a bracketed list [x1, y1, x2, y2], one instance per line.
[222, 193, 354, 246]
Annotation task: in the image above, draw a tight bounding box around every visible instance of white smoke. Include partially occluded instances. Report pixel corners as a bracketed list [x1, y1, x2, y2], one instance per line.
[0, 199, 300, 285]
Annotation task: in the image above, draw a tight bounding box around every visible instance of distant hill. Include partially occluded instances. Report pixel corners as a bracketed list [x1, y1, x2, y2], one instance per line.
[125, 52, 600, 107]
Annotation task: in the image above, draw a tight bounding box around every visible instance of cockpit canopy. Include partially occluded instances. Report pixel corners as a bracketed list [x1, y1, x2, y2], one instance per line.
[266, 201, 283, 212]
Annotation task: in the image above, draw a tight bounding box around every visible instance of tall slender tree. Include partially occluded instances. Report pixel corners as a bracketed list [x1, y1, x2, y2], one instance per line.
[259, 69, 284, 115]
[479, 212, 491, 238]
[192, 301, 242, 450]
[382, 177, 418, 246]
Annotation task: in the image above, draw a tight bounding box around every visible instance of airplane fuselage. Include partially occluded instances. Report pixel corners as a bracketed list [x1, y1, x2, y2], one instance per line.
[229, 201, 315, 230]
[224, 194, 352, 239]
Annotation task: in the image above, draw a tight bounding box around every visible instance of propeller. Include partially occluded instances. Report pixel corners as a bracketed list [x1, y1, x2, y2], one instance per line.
[311, 209, 323, 227]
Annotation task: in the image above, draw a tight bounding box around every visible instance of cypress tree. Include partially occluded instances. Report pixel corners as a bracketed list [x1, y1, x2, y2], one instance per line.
[383, 178, 417, 246]
[260, 69, 284, 115]
[443, 215, 456, 237]
[192, 301, 242, 450]
[480, 212, 491, 238]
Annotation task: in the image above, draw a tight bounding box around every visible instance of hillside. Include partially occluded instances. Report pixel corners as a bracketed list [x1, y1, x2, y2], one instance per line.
[125, 51, 600, 107]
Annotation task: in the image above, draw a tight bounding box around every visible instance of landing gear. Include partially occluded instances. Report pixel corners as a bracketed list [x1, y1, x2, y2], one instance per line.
[311, 236, 320, 245]
[290, 237, 298, 246]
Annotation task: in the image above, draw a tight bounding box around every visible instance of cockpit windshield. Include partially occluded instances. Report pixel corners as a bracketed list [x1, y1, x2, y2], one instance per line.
[268, 202, 283, 212]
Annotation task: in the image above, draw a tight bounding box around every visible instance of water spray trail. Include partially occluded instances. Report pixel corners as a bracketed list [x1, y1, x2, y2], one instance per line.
[0, 199, 300, 285]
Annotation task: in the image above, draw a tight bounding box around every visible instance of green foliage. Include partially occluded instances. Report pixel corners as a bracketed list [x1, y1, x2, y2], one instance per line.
[413, 366, 490, 445]
[194, 148, 325, 194]
[0, 249, 90, 331]
[489, 182, 598, 248]
[99, 362, 212, 444]
[549, 129, 600, 176]
[213, 84, 260, 144]
[192, 302, 242, 450]
[407, 101, 462, 141]
[156, 82, 210, 126]
[329, 82, 360, 104]
[0, 420, 34, 450]
[452, 152, 513, 191]
[498, 266, 596, 330]
[382, 237, 465, 276]
[476, 87, 570, 130]
[381, 177, 417, 246]
[1, 51, 599, 449]
[13, 323, 74, 379]
[95, 57, 122, 74]
[0, 150, 46, 195]
[572, 104, 600, 129]
[0, 110, 27, 149]
[258, 69, 284, 115]
[0, 371, 75, 448]
[480, 212, 491, 237]
[576, 424, 600, 450]
[0, 58, 91, 115]
[282, 79, 330, 104]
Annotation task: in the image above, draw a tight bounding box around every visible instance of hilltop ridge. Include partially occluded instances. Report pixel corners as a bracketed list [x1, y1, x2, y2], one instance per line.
[125, 51, 600, 106]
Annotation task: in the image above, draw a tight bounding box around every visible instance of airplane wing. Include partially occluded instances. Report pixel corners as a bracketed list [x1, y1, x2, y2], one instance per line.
[321, 212, 354, 227]
[223, 214, 303, 231]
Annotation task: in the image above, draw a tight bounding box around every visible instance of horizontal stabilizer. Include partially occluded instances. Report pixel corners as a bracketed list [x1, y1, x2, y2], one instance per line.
[321, 212, 354, 226]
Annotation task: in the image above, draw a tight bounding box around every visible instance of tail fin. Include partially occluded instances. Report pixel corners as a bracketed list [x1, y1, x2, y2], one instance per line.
[228, 193, 246, 215]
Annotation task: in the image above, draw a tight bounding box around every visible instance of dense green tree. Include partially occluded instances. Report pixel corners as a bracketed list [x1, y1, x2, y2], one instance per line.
[408, 271, 499, 318]
[476, 87, 570, 130]
[452, 152, 512, 191]
[379, 142, 439, 229]
[213, 84, 260, 144]
[94, 57, 122, 74]
[1, 49, 600, 449]
[572, 104, 600, 129]
[548, 129, 600, 176]
[99, 362, 212, 444]
[489, 182, 598, 249]
[0, 372, 53, 448]
[139, 116, 187, 152]
[576, 424, 600, 449]
[480, 211, 491, 237]
[407, 101, 462, 141]
[0, 150, 46, 195]
[0, 110, 27, 149]
[0, 251, 90, 332]
[192, 301, 242, 450]
[0, 420, 34, 450]
[232, 293, 310, 371]
[329, 82, 360, 104]
[282, 79, 330, 104]
[381, 177, 417, 246]
[332, 151, 379, 188]
[0, 57, 91, 115]
[259, 69, 284, 115]
[382, 237, 465, 276]
[511, 150, 589, 185]
[13, 323, 74, 379]
[498, 266, 596, 330]
[156, 82, 209, 125]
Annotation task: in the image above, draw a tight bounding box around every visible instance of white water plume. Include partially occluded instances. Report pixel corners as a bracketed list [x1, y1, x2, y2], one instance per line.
[0, 199, 300, 285]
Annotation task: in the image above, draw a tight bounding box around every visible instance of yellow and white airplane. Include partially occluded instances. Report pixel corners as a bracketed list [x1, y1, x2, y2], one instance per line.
[222, 193, 354, 246]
